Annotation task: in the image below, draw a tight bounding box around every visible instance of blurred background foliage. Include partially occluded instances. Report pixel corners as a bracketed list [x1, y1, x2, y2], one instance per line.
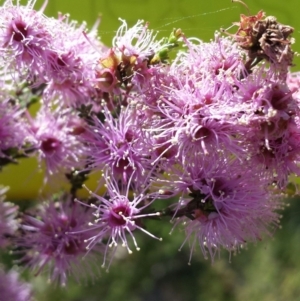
[1, 0, 300, 300]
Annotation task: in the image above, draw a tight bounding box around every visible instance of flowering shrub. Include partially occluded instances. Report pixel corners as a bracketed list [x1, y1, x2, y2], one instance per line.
[0, 0, 299, 295]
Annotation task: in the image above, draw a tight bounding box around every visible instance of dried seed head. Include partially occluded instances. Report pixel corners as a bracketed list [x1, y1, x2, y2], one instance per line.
[231, 10, 294, 76]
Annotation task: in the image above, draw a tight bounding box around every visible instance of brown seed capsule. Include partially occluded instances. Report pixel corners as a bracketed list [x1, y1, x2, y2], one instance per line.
[230, 9, 294, 76]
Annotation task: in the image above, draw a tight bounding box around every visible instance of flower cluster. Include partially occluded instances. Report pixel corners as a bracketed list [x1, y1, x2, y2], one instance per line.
[0, 0, 299, 288]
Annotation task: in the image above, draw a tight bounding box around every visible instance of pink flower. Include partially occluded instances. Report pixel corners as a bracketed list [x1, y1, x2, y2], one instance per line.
[42, 14, 106, 106]
[0, 0, 53, 80]
[0, 98, 28, 159]
[168, 159, 280, 261]
[0, 186, 18, 248]
[17, 195, 102, 286]
[27, 106, 87, 176]
[78, 171, 162, 269]
[95, 19, 164, 92]
[113, 19, 163, 64]
[83, 106, 152, 184]
[0, 268, 32, 301]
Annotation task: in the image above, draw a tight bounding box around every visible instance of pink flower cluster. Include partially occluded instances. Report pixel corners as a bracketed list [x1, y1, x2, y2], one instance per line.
[0, 0, 299, 287]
